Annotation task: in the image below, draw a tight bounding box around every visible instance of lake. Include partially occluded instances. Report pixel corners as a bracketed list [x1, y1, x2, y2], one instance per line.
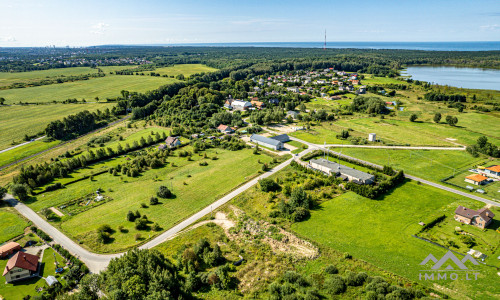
[402, 66, 500, 91]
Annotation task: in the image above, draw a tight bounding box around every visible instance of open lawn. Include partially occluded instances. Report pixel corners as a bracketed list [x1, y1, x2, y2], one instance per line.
[0, 103, 115, 150]
[292, 184, 500, 299]
[153, 64, 218, 77]
[330, 148, 485, 182]
[0, 67, 98, 88]
[0, 139, 60, 167]
[42, 248, 67, 280]
[0, 208, 29, 243]
[30, 147, 274, 253]
[290, 122, 372, 145]
[0, 75, 178, 104]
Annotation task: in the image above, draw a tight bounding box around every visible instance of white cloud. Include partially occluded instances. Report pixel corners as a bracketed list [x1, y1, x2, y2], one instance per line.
[480, 24, 500, 31]
[90, 22, 110, 35]
[0, 36, 16, 42]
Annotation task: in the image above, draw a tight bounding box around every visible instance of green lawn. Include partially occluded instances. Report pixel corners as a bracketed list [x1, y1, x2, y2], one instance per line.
[42, 248, 66, 280]
[30, 147, 273, 253]
[292, 184, 500, 299]
[0, 67, 98, 88]
[0, 208, 29, 243]
[0, 75, 179, 104]
[0, 103, 115, 150]
[0, 139, 60, 167]
[330, 148, 485, 181]
[153, 64, 218, 77]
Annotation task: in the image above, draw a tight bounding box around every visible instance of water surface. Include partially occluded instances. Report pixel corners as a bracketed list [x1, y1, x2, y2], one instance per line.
[402, 66, 500, 90]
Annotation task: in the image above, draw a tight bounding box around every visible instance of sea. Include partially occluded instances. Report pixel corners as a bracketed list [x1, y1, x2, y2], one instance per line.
[167, 41, 500, 51]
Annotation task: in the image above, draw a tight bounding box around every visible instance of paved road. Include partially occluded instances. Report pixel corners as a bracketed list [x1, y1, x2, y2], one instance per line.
[0, 136, 46, 154]
[2, 150, 309, 273]
[291, 136, 499, 207]
[322, 144, 465, 150]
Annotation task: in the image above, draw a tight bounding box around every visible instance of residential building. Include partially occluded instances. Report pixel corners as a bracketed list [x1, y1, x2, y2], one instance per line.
[217, 124, 235, 134]
[250, 134, 284, 150]
[165, 136, 181, 148]
[3, 252, 39, 283]
[0, 242, 21, 259]
[309, 158, 375, 184]
[251, 100, 265, 109]
[465, 174, 489, 185]
[286, 87, 300, 93]
[232, 100, 252, 111]
[268, 98, 279, 105]
[454, 206, 495, 229]
[480, 165, 500, 179]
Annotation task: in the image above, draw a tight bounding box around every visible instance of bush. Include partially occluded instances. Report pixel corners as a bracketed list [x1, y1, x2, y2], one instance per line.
[324, 265, 338, 274]
[127, 210, 135, 221]
[135, 218, 148, 230]
[150, 196, 159, 205]
[325, 275, 346, 295]
[157, 186, 173, 198]
[259, 178, 280, 192]
[292, 207, 310, 222]
[409, 114, 418, 122]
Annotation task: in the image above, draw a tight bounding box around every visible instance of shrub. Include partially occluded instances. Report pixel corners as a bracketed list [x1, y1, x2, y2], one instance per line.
[150, 196, 159, 205]
[127, 211, 135, 221]
[140, 203, 148, 208]
[292, 207, 310, 222]
[325, 275, 346, 295]
[157, 186, 173, 198]
[259, 178, 280, 192]
[409, 114, 418, 122]
[135, 218, 148, 230]
[324, 265, 338, 275]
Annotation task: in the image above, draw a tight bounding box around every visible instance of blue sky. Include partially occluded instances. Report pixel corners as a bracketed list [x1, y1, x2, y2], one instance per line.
[0, 0, 499, 46]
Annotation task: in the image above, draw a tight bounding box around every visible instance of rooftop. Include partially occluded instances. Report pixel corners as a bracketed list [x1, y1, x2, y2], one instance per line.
[3, 252, 39, 276]
[465, 174, 489, 182]
[250, 134, 282, 147]
[310, 158, 374, 181]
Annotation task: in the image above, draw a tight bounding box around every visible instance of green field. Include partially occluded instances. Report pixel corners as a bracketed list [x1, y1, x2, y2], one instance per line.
[0, 103, 115, 150]
[0, 208, 28, 243]
[153, 64, 218, 77]
[292, 184, 500, 299]
[42, 248, 66, 280]
[0, 67, 98, 88]
[330, 148, 485, 181]
[0, 139, 60, 167]
[0, 75, 178, 104]
[30, 147, 274, 253]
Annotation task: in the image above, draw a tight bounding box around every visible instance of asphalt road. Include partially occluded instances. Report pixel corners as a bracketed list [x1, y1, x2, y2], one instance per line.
[2, 150, 309, 273]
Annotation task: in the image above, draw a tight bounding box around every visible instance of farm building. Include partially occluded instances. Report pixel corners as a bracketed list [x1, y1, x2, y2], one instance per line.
[232, 100, 252, 111]
[368, 133, 376, 142]
[479, 165, 500, 179]
[217, 124, 235, 134]
[454, 206, 495, 229]
[270, 134, 291, 143]
[250, 134, 284, 150]
[2, 252, 39, 283]
[309, 158, 375, 185]
[464, 174, 489, 185]
[0, 242, 21, 258]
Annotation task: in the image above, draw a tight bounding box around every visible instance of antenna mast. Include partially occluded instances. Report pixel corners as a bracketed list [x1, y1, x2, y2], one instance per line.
[323, 29, 326, 50]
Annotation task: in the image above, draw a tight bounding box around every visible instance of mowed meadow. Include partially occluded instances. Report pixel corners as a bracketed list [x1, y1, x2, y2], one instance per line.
[0, 103, 115, 150]
[29, 147, 274, 253]
[0, 66, 99, 88]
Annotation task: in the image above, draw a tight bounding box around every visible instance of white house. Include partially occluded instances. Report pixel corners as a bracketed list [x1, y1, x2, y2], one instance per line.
[232, 100, 252, 111]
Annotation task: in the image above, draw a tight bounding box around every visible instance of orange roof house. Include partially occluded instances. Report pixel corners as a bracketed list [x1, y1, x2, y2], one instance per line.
[3, 252, 39, 283]
[486, 165, 500, 173]
[465, 174, 489, 185]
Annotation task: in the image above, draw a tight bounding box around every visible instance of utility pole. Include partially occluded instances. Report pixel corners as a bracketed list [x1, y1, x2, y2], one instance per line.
[323, 29, 327, 50]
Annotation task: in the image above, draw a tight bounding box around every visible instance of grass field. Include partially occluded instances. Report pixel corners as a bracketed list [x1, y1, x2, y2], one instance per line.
[42, 248, 66, 280]
[0, 208, 29, 243]
[0, 103, 115, 150]
[329, 148, 485, 181]
[153, 64, 218, 77]
[292, 184, 500, 299]
[0, 75, 178, 104]
[30, 147, 274, 253]
[0, 139, 60, 167]
[0, 67, 98, 88]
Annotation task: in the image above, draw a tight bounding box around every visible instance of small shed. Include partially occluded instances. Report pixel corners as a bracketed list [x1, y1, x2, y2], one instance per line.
[368, 133, 376, 142]
[46, 275, 59, 286]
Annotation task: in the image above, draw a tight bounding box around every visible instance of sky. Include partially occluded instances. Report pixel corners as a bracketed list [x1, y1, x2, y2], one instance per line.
[0, 0, 499, 47]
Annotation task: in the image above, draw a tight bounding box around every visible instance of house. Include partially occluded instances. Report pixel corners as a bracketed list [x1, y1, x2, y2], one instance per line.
[480, 165, 500, 179]
[250, 134, 284, 150]
[271, 134, 291, 143]
[3, 252, 39, 283]
[0, 242, 21, 259]
[465, 174, 489, 185]
[232, 100, 252, 111]
[287, 111, 299, 119]
[286, 87, 300, 93]
[251, 100, 265, 109]
[224, 99, 233, 109]
[268, 98, 279, 105]
[368, 133, 376, 142]
[165, 136, 181, 148]
[217, 124, 235, 134]
[454, 206, 495, 229]
[309, 158, 375, 185]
